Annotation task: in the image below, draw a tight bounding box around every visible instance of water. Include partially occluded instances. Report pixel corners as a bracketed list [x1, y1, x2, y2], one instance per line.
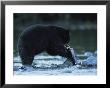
[13, 51, 97, 76]
[69, 30, 97, 53]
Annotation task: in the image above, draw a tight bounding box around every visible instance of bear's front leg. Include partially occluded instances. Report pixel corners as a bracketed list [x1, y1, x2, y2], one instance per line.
[47, 44, 75, 65]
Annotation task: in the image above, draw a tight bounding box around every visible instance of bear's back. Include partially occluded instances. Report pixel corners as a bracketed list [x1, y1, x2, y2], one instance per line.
[20, 24, 67, 40]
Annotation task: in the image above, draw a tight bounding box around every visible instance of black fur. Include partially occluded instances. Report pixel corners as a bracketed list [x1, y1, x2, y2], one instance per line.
[18, 25, 75, 65]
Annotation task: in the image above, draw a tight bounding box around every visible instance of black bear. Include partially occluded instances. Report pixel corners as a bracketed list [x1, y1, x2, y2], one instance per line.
[17, 25, 75, 66]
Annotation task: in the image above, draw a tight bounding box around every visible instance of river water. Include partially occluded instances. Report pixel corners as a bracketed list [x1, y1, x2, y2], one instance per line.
[13, 51, 97, 76]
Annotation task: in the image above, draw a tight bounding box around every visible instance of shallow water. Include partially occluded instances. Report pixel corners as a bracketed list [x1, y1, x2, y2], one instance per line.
[13, 52, 97, 76]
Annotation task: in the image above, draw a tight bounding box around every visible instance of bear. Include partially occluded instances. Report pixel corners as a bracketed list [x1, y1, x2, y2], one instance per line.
[17, 24, 75, 66]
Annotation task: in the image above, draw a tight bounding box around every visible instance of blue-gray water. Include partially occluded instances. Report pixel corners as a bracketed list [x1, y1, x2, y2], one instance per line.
[13, 51, 97, 75]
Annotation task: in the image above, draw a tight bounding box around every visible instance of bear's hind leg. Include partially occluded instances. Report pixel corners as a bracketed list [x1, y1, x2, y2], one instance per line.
[19, 48, 34, 66]
[21, 57, 34, 66]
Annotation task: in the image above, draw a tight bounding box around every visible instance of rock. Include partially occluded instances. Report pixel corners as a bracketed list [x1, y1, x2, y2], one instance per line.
[81, 55, 97, 67]
[84, 52, 93, 57]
